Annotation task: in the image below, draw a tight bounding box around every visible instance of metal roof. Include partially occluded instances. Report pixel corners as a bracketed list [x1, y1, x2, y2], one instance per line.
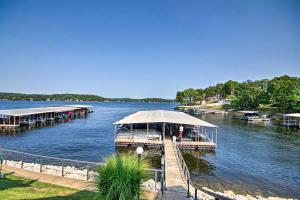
[64, 105, 93, 108]
[237, 111, 259, 114]
[282, 113, 300, 118]
[0, 105, 92, 117]
[114, 110, 217, 128]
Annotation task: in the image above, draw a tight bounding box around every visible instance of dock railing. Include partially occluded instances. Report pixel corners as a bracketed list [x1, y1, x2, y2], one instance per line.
[174, 142, 233, 200]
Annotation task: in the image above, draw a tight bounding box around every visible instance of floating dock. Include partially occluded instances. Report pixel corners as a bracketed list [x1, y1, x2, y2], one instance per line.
[114, 110, 218, 150]
[0, 105, 92, 129]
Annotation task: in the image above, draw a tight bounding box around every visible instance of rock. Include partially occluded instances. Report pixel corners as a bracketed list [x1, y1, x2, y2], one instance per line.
[235, 194, 250, 200]
[141, 179, 161, 191]
[224, 190, 236, 198]
[246, 194, 258, 200]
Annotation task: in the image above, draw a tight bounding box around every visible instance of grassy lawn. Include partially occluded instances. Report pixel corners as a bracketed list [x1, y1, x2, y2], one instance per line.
[0, 174, 98, 200]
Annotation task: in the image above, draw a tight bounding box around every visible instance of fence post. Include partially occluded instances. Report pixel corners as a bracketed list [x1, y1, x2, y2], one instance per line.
[86, 168, 89, 181]
[61, 160, 64, 177]
[154, 171, 157, 191]
[194, 188, 198, 200]
[21, 153, 24, 168]
[40, 159, 43, 172]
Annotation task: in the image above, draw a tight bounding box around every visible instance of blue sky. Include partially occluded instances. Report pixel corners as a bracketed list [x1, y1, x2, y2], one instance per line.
[0, 0, 299, 99]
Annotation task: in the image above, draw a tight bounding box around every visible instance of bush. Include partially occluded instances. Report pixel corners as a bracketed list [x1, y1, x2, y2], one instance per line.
[96, 155, 149, 200]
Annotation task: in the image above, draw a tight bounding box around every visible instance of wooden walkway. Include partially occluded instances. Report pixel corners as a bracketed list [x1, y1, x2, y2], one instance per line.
[164, 138, 187, 193]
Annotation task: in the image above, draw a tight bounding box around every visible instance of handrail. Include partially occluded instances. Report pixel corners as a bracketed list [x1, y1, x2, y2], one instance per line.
[0, 148, 102, 165]
[173, 142, 233, 200]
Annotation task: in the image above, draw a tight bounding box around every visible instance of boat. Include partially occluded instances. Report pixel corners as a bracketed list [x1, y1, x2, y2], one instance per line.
[235, 111, 270, 122]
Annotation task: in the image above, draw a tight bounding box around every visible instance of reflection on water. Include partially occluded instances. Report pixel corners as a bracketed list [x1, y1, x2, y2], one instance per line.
[183, 114, 300, 198]
[116, 146, 162, 169]
[182, 151, 215, 176]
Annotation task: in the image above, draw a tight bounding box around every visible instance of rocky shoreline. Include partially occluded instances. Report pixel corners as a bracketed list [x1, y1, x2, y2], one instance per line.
[198, 187, 296, 200]
[3, 159, 97, 181]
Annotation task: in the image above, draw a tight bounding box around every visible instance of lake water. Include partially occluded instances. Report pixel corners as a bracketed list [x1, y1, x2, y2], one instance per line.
[0, 101, 299, 198]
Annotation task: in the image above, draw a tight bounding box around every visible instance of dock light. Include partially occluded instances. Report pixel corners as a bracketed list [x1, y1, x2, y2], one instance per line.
[136, 146, 143, 200]
[136, 147, 144, 155]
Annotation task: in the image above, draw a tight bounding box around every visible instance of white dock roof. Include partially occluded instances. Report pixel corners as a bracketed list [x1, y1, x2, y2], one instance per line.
[283, 113, 300, 118]
[0, 105, 92, 117]
[114, 110, 217, 128]
[64, 105, 93, 108]
[237, 111, 259, 114]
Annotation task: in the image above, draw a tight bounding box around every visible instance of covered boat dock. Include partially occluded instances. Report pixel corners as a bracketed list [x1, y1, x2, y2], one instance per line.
[114, 110, 218, 150]
[281, 113, 300, 127]
[0, 105, 92, 129]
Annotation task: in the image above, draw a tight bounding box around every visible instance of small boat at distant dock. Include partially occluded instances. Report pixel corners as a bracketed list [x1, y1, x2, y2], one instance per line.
[235, 111, 270, 122]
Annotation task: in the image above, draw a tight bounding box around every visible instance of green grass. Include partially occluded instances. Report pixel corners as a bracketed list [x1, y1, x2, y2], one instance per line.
[0, 173, 97, 200]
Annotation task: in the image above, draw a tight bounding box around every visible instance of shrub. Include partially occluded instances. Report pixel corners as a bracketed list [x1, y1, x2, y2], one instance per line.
[96, 155, 149, 200]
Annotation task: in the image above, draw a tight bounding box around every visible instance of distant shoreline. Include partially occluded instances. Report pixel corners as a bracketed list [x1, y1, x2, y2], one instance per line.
[0, 92, 175, 103]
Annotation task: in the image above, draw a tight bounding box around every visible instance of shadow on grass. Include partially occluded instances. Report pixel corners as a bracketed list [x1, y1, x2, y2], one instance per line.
[0, 172, 98, 200]
[35, 190, 99, 200]
[0, 172, 38, 191]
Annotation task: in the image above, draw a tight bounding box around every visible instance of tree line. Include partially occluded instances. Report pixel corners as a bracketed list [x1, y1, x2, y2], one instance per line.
[176, 75, 300, 113]
[0, 92, 174, 103]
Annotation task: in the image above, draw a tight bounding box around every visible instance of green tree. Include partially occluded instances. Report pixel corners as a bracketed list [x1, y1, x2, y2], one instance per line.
[289, 88, 300, 112]
[215, 83, 225, 99]
[175, 91, 185, 104]
[268, 75, 300, 112]
[183, 88, 198, 104]
[231, 82, 262, 110]
[204, 86, 217, 99]
[223, 80, 239, 97]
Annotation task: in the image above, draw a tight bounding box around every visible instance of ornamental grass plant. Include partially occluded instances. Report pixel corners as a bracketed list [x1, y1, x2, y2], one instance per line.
[96, 155, 149, 200]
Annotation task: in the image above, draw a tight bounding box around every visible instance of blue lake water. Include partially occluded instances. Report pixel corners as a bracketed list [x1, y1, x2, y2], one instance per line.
[0, 101, 299, 198]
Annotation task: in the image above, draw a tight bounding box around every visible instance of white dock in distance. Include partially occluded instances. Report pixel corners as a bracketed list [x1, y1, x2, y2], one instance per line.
[0, 105, 93, 129]
[281, 113, 300, 127]
[114, 110, 218, 150]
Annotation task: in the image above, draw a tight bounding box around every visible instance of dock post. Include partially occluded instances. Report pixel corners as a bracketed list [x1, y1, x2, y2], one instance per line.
[160, 170, 164, 195]
[216, 128, 218, 146]
[21, 153, 24, 168]
[162, 123, 165, 141]
[194, 188, 198, 200]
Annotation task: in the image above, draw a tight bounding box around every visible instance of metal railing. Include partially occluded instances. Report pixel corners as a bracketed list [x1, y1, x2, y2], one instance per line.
[174, 142, 233, 200]
[146, 168, 164, 192]
[0, 148, 101, 181]
[0, 148, 165, 194]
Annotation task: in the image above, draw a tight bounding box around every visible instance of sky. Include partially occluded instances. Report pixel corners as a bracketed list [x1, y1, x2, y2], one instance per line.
[0, 0, 299, 99]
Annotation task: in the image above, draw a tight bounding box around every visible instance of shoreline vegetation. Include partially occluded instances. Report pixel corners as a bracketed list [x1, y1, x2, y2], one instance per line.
[176, 75, 300, 113]
[0, 92, 174, 103]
